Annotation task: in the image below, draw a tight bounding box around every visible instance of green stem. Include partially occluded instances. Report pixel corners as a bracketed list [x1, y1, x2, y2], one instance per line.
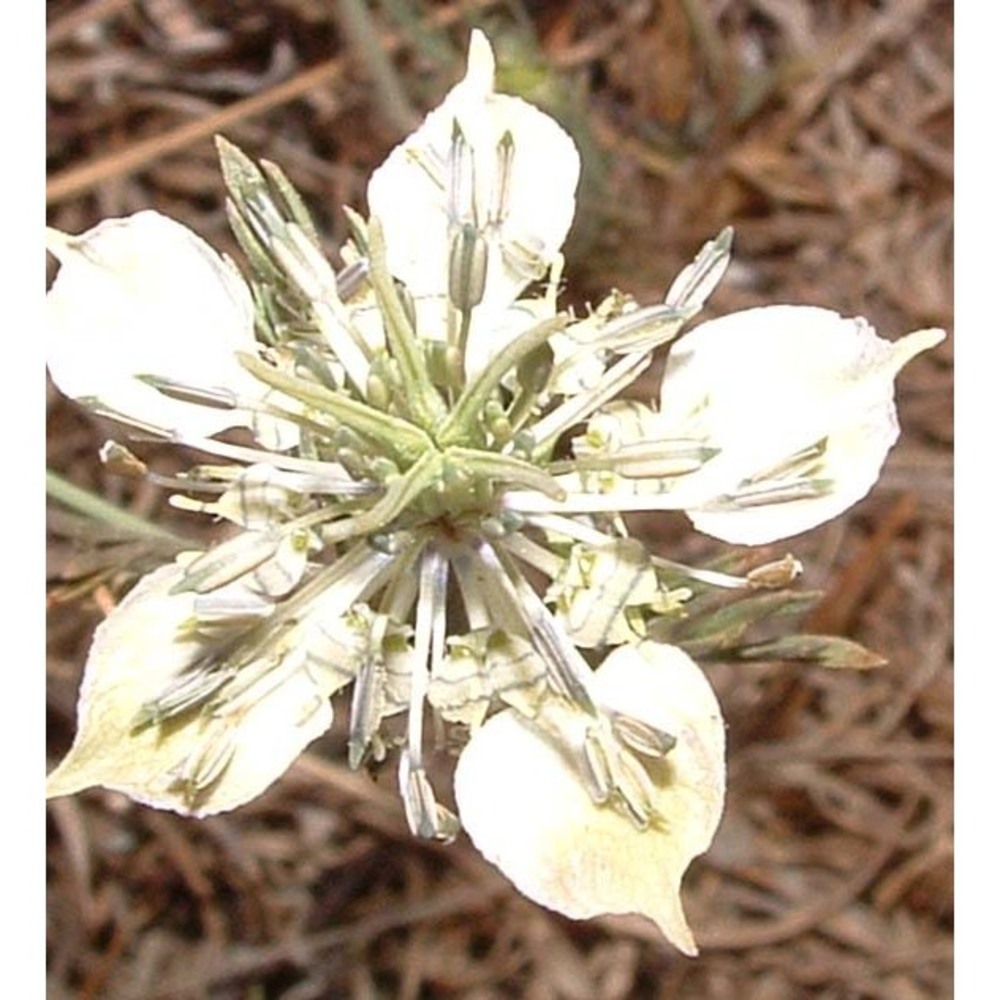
[449, 447, 566, 501]
[46, 469, 188, 547]
[238, 352, 433, 466]
[366, 218, 449, 432]
[335, 0, 417, 136]
[322, 450, 444, 544]
[437, 314, 568, 448]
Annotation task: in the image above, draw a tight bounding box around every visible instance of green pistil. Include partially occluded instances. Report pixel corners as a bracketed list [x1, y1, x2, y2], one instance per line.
[238, 352, 433, 466]
[437, 314, 568, 448]
[366, 217, 449, 432]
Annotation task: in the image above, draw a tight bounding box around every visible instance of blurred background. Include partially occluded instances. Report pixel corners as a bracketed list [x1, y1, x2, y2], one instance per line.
[46, 1, 953, 997]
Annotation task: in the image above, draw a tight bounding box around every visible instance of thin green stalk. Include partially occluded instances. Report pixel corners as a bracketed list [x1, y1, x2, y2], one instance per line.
[437, 314, 567, 448]
[335, 0, 418, 136]
[366, 218, 449, 431]
[46, 469, 188, 547]
[238, 351, 433, 465]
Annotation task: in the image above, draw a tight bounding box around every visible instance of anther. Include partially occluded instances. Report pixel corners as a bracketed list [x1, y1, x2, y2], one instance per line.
[447, 119, 477, 227]
[486, 130, 515, 230]
[448, 221, 488, 312]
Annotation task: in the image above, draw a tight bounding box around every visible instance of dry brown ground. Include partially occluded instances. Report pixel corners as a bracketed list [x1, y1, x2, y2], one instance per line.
[46, 2, 953, 997]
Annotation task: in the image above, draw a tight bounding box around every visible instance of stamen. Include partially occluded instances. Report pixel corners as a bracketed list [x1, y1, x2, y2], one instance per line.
[518, 513, 611, 549]
[608, 711, 677, 758]
[725, 478, 834, 508]
[562, 439, 718, 479]
[173, 529, 283, 595]
[220, 541, 404, 689]
[169, 433, 379, 493]
[747, 439, 829, 485]
[499, 233, 547, 285]
[499, 532, 564, 580]
[502, 480, 695, 516]
[406, 547, 448, 769]
[475, 539, 597, 715]
[610, 747, 655, 830]
[446, 119, 477, 227]
[399, 754, 460, 842]
[135, 374, 238, 411]
[588, 302, 694, 355]
[245, 532, 311, 598]
[581, 727, 614, 803]
[402, 145, 448, 198]
[99, 440, 148, 477]
[168, 726, 238, 805]
[486, 130, 515, 230]
[526, 352, 651, 461]
[133, 663, 236, 728]
[746, 554, 803, 589]
[193, 588, 274, 624]
[664, 227, 733, 311]
[348, 618, 389, 769]
[335, 257, 369, 299]
[448, 222, 488, 313]
[396, 546, 458, 842]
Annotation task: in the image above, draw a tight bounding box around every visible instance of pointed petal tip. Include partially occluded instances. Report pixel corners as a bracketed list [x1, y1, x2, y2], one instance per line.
[466, 29, 496, 90]
[889, 326, 947, 373]
[45, 766, 89, 802]
[45, 226, 75, 261]
[661, 919, 698, 958]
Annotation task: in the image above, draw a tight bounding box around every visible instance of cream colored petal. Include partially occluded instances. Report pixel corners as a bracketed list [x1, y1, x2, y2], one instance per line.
[46, 562, 335, 817]
[46, 211, 265, 437]
[366, 30, 580, 306]
[686, 412, 897, 544]
[454, 641, 725, 954]
[656, 306, 945, 542]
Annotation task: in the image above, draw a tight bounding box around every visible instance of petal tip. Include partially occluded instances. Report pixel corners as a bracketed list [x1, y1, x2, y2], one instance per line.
[45, 764, 89, 801]
[889, 326, 947, 373]
[45, 227, 75, 262]
[465, 30, 496, 91]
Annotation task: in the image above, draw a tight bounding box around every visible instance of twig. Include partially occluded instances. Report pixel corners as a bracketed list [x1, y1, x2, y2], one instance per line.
[46, 0, 505, 206]
[46, 0, 133, 49]
[695, 797, 920, 950]
[46, 59, 346, 205]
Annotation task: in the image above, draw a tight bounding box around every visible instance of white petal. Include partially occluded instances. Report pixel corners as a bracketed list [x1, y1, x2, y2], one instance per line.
[367, 30, 580, 306]
[454, 642, 725, 954]
[657, 306, 945, 543]
[46, 211, 265, 437]
[46, 562, 335, 816]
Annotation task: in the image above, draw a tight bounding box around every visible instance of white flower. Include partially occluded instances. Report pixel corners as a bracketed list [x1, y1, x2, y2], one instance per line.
[45, 29, 946, 955]
[46, 210, 272, 439]
[655, 306, 946, 543]
[454, 641, 725, 956]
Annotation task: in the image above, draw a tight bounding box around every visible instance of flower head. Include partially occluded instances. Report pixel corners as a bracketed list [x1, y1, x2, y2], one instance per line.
[46, 30, 943, 954]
